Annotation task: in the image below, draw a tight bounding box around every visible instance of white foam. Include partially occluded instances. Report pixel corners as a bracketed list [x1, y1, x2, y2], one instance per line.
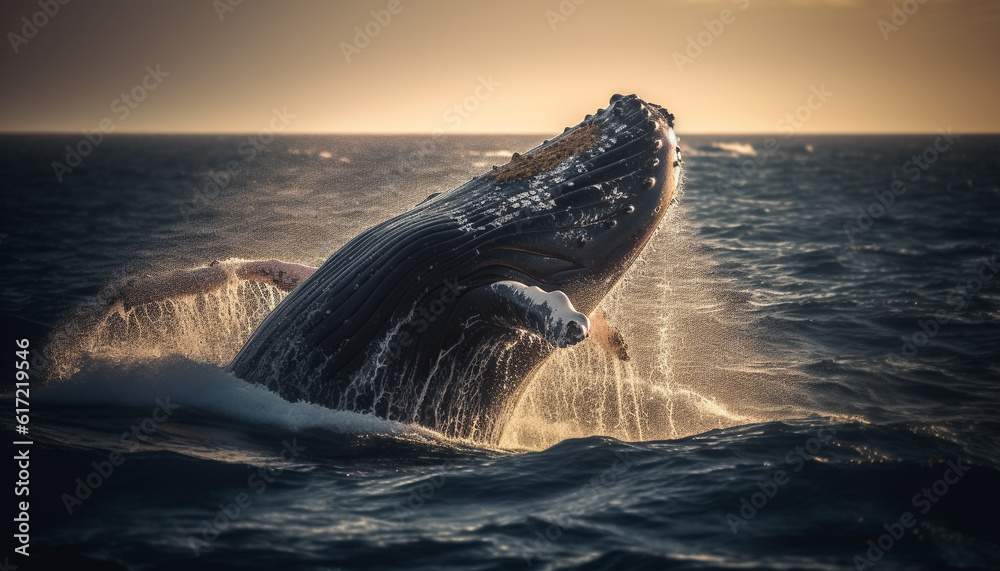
[41, 359, 413, 435]
[710, 142, 757, 156]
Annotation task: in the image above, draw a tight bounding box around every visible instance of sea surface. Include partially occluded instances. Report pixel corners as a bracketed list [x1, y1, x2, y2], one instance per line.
[1, 133, 998, 570]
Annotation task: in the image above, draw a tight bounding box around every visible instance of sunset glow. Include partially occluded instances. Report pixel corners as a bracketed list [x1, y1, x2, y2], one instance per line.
[2, 0, 998, 134]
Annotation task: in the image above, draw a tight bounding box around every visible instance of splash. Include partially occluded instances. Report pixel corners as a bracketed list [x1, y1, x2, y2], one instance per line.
[498, 204, 797, 450]
[45, 259, 288, 380]
[43, 210, 804, 450]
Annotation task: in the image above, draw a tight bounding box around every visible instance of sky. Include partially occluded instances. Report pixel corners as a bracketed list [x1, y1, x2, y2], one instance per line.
[1, 0, 998, 134]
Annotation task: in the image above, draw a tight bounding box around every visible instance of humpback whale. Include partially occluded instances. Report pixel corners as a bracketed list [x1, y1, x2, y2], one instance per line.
[120, 94, 681, 442]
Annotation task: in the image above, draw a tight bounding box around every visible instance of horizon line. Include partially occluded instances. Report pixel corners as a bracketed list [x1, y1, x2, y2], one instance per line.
[0, 130, 996, 137]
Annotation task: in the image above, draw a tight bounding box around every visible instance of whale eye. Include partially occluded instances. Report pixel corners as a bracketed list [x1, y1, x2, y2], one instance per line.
[653, 139, 663, 151]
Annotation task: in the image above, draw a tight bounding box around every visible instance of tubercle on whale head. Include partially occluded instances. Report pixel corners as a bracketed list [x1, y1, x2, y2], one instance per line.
[491, 122, 601, 182]
[489, 94, 676, 184]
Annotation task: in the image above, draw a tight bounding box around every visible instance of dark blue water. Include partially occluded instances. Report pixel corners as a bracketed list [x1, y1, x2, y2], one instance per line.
[1, 133, 998, 570]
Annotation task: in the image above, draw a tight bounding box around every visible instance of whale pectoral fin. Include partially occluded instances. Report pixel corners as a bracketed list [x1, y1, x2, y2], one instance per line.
[461, 280, 590, 348]
[113, 263, 230, 309]
[589, 309, 630, 361]
[109, 259, 319, 309]
[233, 260, 318, 292]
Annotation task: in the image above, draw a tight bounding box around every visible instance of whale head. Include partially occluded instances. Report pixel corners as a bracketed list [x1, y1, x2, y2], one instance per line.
[427, 93, 681, 314]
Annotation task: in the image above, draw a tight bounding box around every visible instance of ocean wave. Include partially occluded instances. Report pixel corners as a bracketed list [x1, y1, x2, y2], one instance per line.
[38, 358, 417, 437]
[711, 142, 757, 156]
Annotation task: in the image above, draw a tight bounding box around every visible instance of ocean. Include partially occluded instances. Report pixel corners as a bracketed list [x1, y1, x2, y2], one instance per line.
[1, 133, 998, 570]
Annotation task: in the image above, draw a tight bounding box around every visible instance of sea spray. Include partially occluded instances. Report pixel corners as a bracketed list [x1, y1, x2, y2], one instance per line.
[43, 258, 288, 379]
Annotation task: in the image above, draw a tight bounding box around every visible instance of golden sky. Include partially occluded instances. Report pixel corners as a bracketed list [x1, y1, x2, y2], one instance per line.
[1, 0, 998, 134]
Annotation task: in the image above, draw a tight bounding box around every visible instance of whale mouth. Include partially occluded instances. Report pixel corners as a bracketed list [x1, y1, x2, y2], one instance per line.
[489, 246, 581, 285]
